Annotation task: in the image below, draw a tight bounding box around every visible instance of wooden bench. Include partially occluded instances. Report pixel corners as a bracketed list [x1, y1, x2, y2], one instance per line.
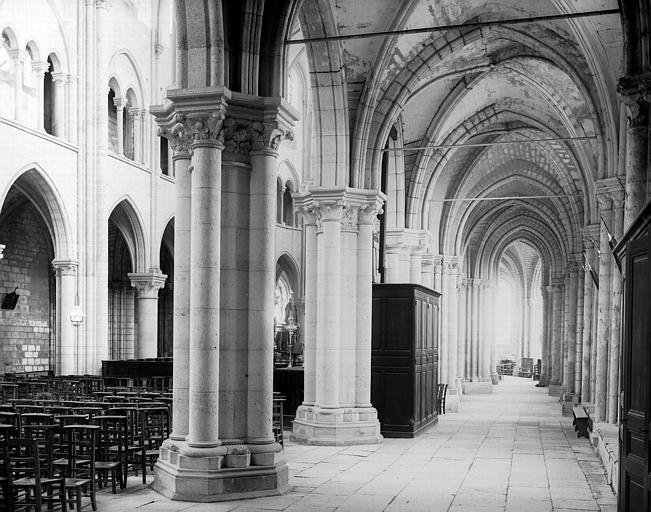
[572, 405, 590, 438]
[436, 384, 448, 415]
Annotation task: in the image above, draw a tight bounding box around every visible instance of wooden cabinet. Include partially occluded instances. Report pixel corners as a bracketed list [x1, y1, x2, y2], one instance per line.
[371, 283, 440, 438]
[614, 202, 651, 512]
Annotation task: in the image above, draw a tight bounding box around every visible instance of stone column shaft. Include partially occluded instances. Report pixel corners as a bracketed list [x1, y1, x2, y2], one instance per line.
[356, 208, 376, 407]
[540, 286, 550, 385]
[115, 99, 124, 154]
[574, 271, 585, 395]
[186, 140, 223, 449]
[410, 252, 422, 284]
[471, 280, 480, 381]
[594, 194, 613, 421]
[608, 192, 625, 422]
[457, 278, 466, 380]
[564, 265, 579, 394]
[302, 219, 317, 406]
[580, 246, 596, 402]
[171, 150, 191, 441]
[550, 281, 563, 387]
[53, 260, 78, 375]
[52, 73, 66, 138]
[128, 273, 166, 359]
[247, 150, 278, 445]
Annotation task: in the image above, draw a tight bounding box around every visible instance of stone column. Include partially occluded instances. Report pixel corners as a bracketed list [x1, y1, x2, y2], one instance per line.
[114, 98, 124, 155]
[300, 208, 318, 407]
[539, 285, 550, 386]
[247, 122, 291, 448]
[292, 188, 383, 445]
[128, 272, 167, 358]
[384, 246, 402, 283]
[549, 277, 564, 395]
[421, 254, 434, 289]
[523, 296, 531, 358]
[357, 201, 383, 408]
[457, 276, 467, 380]
[574, 269, 585, 396]
[128, 107, 142, 162]
[440, 264, 450, 386]
[32, 61, 49, 131]
[580, 234, 597, 402]
[594, 191, 613, 421]
[471, 279, 481, 381]
[480, 281, 492, 381]
[52, 259, 78, 375]
[9, 49, 25, 122]
[433, 256, 443, 293]
[618, 74, 649, 229]
[608, 190, 625, 422]
[182, 113, 225, 454]
[409, 250, 421, 284]
[564, 261, 579, 395]
[52, 72, 67, 138]
[158, 117, 192, 443]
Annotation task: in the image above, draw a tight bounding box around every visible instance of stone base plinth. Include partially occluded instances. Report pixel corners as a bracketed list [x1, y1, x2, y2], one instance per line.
[462, 381, 493, 394]
[445, 388, 460, 412]
[590, 422, 619, 492]
[152, 445, 289, 502]
[291, 405, 383, 445]
[548, 384, 562, 397]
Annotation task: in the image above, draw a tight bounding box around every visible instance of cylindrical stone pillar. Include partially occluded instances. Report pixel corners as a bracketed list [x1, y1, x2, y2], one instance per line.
[471, 279, 480, 381]
[565, 263, 579, 394]
[581, 243, 596, 402]
[115, 99, 124, 155]
[170, 141, 191, 441]
[301, 211, 318, 407]
[53, 260, 78, 375]
[457, 276, 466, 380]
[608, 190, 625, 422]
[550, 279, 564, 386]
[316, 203, 343, 408]
[356, 202, 380, 407]
[574, 270, 585, 395]
[594, 192, 613, 421]
[384, 248, 401, 283]
[410, 251, 422, 284]
[540, 286, 550, 385]
[186, 132, 224, 450]
[52, 72, 66, 137]
[128, 273, 166, 359]
[247, 149, 278, 445]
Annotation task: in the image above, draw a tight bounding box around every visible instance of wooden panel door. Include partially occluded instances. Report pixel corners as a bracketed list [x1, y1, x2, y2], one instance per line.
[619, 235, 650, 511]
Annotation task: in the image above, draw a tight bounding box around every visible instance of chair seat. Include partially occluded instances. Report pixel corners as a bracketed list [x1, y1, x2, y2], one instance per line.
[65, 477, 92, 487]
[13, 476, 64, 486]
[95, 461, 120, 469]
[145, 449, 159, 457]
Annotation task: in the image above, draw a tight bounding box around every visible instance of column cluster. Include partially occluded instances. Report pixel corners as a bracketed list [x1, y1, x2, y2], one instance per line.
[292, 187, 385, 445]
[150, 91, 296, 501]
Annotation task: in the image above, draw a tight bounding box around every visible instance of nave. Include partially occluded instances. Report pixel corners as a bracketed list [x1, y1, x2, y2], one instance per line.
[95, 377, 616, 512]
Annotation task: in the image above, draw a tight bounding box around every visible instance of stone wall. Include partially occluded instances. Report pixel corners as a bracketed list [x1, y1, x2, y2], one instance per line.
[0, 201, 54, 374]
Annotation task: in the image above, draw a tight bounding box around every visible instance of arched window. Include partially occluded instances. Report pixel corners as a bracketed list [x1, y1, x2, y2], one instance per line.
[283, 182, 294, 226]
[107, 88, 118, 152]
[276, 178, 283, 224]
[43, 57, 54, 135]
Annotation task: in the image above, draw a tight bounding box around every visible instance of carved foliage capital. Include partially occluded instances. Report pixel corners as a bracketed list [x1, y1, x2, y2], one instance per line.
[595, 190, 613, 211]
[128, 273, 167, 298]
[220, 118, 294, 154]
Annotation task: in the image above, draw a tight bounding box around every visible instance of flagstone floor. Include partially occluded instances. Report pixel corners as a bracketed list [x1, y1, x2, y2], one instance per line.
[96, 376, 617, 511]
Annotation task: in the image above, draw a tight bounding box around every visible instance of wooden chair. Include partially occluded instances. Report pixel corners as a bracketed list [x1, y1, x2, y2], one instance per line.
[94, 415, 128, 491]
[5, 437, 66, 512]
[138, 407, 169, 483]
[61, 425, 99, 511]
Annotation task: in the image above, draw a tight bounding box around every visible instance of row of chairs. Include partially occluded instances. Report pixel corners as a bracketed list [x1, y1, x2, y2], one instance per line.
[0, 407, 170, 511]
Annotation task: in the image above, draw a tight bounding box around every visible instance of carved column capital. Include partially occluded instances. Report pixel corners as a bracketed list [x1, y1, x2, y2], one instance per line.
[248, 121, 294, 153]
[31, 60, 49, 76]
[609, 189, 626, 209]
[618, 72, 651, 128]
[128, 272, 167, 299]
[52, 259, 78, 277]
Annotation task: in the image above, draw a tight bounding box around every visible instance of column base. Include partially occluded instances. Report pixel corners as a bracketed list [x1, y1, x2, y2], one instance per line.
[152, 444, 289, 502]
[445, 388, 460, 412]
[291, 405, 383, 445]
[461, 381, 493, 394]
[490, 373, 499, 385]
[548, 384, 562, 397]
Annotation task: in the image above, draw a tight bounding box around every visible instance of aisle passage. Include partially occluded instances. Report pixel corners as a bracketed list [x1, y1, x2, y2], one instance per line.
[99, 377, 616, 511]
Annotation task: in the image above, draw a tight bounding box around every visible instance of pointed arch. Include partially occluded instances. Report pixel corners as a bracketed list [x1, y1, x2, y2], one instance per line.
[107, 196, 148, 273]
[0, 163, 74, 260]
